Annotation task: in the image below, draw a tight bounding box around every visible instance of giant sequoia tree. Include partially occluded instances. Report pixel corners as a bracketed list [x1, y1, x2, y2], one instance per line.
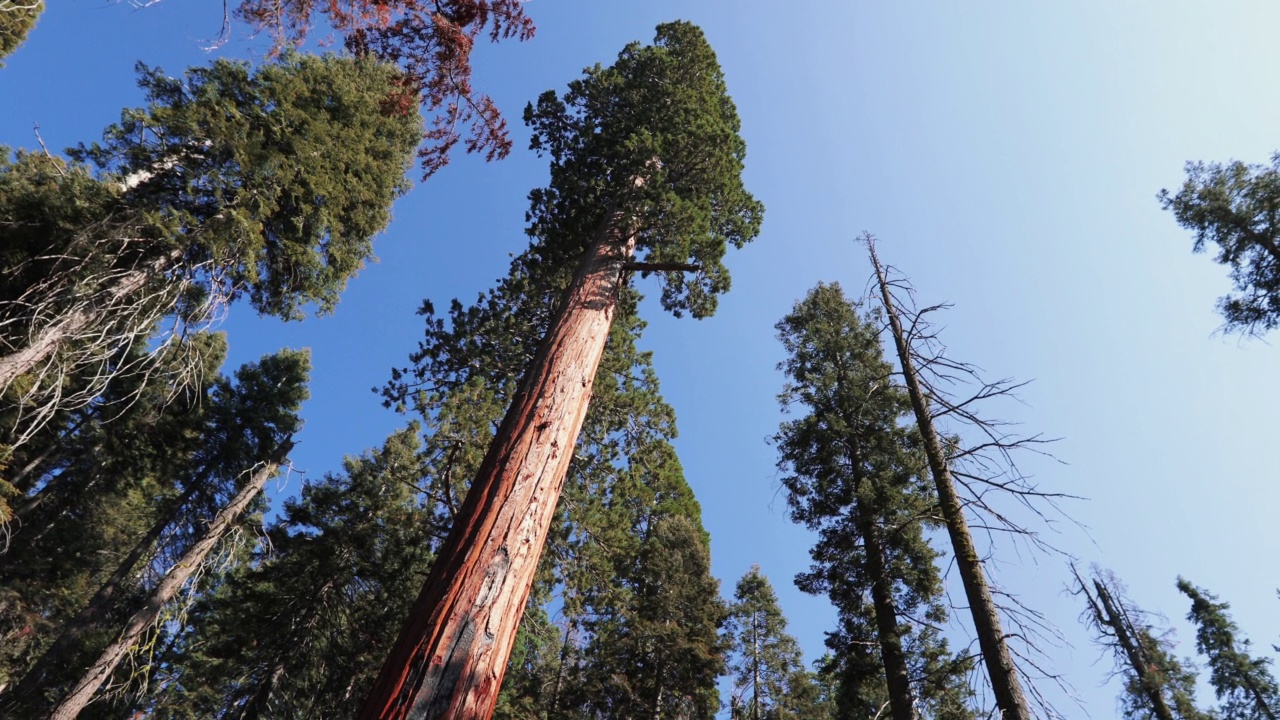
[0, 53, 418, 459]
[774, 282, 974, 720]
[359, 22, 761, 720]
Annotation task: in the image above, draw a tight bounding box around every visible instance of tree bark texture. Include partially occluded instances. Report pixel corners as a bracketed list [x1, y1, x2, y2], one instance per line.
[358, 212, 638, 720]
[47, 440, 291, 720]
[867, 241, 1032, 720]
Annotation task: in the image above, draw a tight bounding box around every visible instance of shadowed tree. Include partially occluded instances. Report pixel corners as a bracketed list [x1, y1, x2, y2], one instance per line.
[141, 427, 436, 720]
[0, 347, 309, 717]
[358, 21, 761, 720]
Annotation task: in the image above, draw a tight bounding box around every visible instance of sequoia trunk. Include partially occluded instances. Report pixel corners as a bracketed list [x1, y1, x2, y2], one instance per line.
[358, 208, 638, 720]
[867, 241, 1032, 720]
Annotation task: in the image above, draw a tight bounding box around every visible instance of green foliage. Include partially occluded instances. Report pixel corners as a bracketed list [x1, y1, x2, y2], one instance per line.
[1178, 578, 1279, 720]
[1124, 628, 1211, 720]
[0, 340, 310, 716]
[1160, 154, 1280, 334]
[0, 0, 42, 66]
[774, 282, 975, 719]
[146, 428, 434, 719]
[573, 515, 727, 720]
[726, 566, 807, 720]
[523, 20, 763, 318]
[74, 52, 420, 319]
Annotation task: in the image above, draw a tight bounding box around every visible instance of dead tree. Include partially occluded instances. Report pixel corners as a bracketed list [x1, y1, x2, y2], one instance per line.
[865, 234, 1077, 719]
[1071, 564, 1210, 720]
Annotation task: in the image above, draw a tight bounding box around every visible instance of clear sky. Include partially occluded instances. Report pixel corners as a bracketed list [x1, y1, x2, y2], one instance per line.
[5, 1, 1280, 716]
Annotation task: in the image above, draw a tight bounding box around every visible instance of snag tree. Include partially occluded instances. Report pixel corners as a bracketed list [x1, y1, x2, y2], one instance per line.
[1072, 565, 1209, 720]
[359, 21, 762, 720]
[866, 236, 1073, 720]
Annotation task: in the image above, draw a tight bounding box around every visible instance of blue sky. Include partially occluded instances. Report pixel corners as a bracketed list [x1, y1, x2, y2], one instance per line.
[5, 1, 1280, 716]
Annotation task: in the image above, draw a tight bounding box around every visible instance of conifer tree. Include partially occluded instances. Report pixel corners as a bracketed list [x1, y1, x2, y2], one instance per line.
[1160, 154, 1280, 335]
[774, 282, 975, 720]
[144, 427, 436, 719]
[360, 22, 761, 719]
[0, 345, 310, 716]
[0, 52, 418, 452]
[1178, 578, 1279, 720]
[0, 0, 41, 65]
[726, 566, 806, 720]
[1074, 566, 1209, 720]
[575, 514, 726, 720]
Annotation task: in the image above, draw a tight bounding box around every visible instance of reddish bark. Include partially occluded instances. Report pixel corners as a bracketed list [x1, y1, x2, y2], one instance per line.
[359, 208, 638, 720]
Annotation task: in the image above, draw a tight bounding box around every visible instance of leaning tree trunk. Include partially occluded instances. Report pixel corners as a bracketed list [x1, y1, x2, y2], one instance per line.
[7, 485, 197, 706]
[1087, 578, 1176, 720]
[358, 207, 639, 720]
[47, 439, 291, 720]
[867, 241, 1032, 720]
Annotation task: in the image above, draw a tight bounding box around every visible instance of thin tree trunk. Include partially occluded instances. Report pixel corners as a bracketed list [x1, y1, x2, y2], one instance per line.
[546, 623, 573, 720]
[751, 614, 760, 720]
[1240, 673, 1279, 720]
[0, 249, 180, 393]
[358, 204, 639, 720]
[7, 485, 196, 705]
[867, 240, 1032, 720]
[1086, 578, 1176, 720]
[47, 440, 291, 720]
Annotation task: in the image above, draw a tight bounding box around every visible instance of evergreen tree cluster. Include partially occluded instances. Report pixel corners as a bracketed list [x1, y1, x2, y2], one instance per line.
[8, 4, 1280, 720]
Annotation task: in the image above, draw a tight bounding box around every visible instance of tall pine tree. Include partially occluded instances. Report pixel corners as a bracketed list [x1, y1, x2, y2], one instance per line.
[774, 282, 975, 720]
[725, 566, 807, 720]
